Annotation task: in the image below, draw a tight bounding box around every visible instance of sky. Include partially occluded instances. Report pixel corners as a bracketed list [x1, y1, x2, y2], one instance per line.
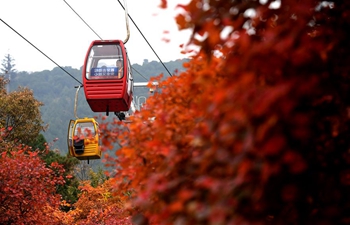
[0, 0, 192, 73]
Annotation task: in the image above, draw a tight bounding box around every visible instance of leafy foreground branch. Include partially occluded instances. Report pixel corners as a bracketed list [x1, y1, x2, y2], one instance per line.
[100, 0, 350, 224]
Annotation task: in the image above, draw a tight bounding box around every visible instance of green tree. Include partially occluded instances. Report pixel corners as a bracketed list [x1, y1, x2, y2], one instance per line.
[1, 54, 17, 93]
[40, 148, 81, 211]
[0, 76, 7, 94]
[0, 86, 45, 145]
[1, 53, 16, 75]
[89, 167, 108, 188]
[29, 133, 47, 151]
[28, 132, 81, 211]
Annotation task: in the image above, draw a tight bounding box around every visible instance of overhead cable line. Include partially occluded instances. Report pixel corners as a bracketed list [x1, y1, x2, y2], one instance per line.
[0, 18, 83, 85]
[63, 0, 168, 80]
[117, 0, 173, 77]
[132, 67, 149, 81]
[63, 0, 103, 40]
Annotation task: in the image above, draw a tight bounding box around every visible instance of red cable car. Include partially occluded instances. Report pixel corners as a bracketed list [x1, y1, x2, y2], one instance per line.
[82, 40, 134, 115]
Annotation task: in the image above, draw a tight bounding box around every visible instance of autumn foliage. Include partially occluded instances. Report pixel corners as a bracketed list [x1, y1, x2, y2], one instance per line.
[1, 0, 350, 224]
[0, 141, 65, 224]
[99, 0, 350, 224]
[0, 84, 44, 145]
[65, 178, 131, 225]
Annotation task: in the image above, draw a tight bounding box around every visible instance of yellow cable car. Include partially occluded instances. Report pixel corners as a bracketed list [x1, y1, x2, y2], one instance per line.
[67, 117, 101, 161]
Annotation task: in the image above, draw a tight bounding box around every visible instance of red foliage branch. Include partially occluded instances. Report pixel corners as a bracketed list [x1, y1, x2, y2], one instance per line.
[67, 179, 131, 225]
[100, 0, 350, 224]
[0, 147, 65, 224]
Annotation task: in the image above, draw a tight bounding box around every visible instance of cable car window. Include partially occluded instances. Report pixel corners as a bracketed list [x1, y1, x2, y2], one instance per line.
[74, 122, 95, 137]
[85, 44, 124, 80]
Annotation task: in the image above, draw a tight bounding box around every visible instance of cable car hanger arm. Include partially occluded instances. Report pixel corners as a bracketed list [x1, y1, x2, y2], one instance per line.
[122, 0, 130, 44]
[116, 0, 172, 77]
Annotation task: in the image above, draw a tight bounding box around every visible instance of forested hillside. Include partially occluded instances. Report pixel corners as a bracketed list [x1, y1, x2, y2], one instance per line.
[9, 59, 188, 156]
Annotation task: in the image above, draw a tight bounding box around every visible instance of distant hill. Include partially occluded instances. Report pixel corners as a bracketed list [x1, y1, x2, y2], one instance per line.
[9, 59, 189, 157]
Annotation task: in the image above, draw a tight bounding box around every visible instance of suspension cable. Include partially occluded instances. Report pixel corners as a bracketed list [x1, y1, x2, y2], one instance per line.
[132, 67, 148, 81]
[63, 0, 155, 81]
[63, 0, 172, 77]
[117, 0, 172, 77]
[0, 18, 83, 85]
[63, 0, 103, 40]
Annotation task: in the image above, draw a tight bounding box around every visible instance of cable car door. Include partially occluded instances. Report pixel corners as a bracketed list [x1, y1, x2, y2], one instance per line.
[127, 55, 133, 96]
[67, 119, 75, 156]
